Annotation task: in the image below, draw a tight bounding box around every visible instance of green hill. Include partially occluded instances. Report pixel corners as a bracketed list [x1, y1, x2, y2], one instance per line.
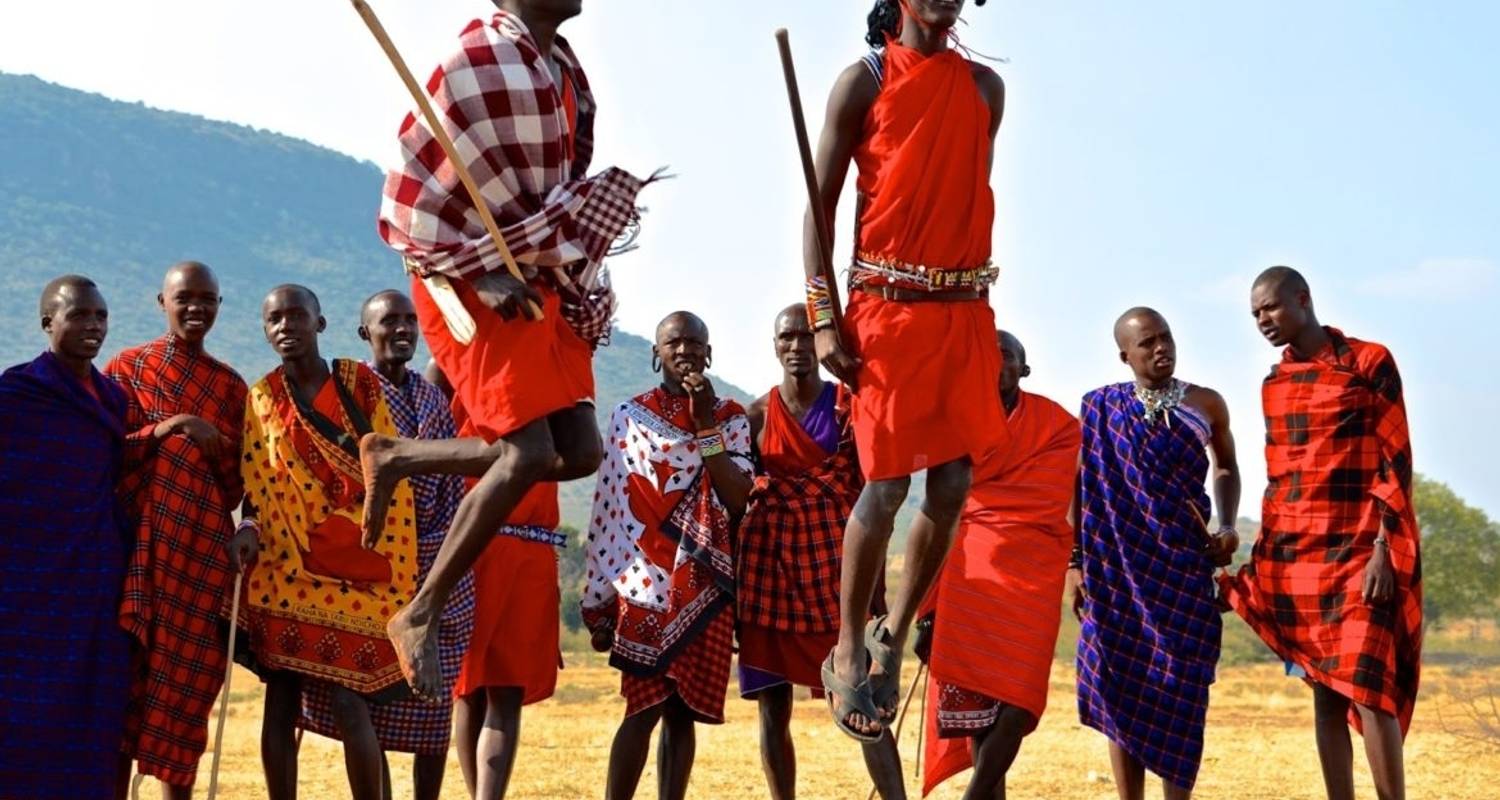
[0, 72, 746, 528]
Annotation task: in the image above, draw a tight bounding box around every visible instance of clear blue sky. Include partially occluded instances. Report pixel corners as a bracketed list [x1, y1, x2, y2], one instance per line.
[3, 1, 1495, 514]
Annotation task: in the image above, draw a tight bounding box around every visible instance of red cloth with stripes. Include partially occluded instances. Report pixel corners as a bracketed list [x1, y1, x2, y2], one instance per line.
[1220, 329, 1422, 734]
[106, 336, 248, 786]
[920, 391, 1080, 797]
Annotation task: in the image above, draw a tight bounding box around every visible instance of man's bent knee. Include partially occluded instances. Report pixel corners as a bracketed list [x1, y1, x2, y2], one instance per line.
[858, 477, 913, 519]
[923, 459, 973, 515]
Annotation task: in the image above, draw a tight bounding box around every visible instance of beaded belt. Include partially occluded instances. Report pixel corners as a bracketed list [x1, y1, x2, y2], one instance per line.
[497, 524, 568, 548]
[850, 252, 1000, 293]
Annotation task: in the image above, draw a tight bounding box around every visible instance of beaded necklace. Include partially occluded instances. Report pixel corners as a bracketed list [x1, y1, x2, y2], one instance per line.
[1134, 378, 1186, 427]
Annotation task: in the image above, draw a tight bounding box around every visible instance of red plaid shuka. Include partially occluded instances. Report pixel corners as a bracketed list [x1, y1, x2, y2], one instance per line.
[378, 10, 650, 343]
[1221, 328, 1422, 734]
[106, 335, 248, 786]
[736, 389, 861, 635]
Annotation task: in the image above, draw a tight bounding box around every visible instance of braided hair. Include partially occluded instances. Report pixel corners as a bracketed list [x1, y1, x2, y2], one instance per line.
[866, 0, 987, 48]
[865, 0, 900, 48]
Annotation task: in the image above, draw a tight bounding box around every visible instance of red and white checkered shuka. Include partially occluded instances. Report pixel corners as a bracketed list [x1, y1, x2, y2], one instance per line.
[378, 10, 645, 345]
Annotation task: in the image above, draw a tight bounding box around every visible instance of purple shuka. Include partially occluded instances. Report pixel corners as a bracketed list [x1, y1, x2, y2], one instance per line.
[0, 352, 133, 799]
[1075, 382, 1221, 791]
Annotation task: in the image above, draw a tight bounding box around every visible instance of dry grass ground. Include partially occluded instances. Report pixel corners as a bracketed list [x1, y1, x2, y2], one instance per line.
[169, 655, 1499, 799]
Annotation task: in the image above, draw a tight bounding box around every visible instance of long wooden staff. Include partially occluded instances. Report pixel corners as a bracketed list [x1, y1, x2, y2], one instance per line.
[774, 29, 846, 338]
[348, 0, 543, 333]
[865, 662, 929, 800]
[205, 570, 245, 800]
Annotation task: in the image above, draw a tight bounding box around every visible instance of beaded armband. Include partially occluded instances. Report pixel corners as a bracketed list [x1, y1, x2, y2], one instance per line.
[805, 275, 835, 331]
[696, 428, 726, 459]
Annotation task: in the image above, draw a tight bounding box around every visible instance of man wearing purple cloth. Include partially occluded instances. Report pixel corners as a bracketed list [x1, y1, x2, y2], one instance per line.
[737, 304, 904, 799]
[1070, 307, 1241, 800]
[0, 275, 133, 800]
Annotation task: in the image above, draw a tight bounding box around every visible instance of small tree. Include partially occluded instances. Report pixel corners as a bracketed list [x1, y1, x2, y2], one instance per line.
[1413, 475, 1500, 630]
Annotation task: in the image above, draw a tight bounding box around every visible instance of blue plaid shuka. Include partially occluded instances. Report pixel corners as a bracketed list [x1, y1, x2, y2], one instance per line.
[1075, 383, 1221, 791]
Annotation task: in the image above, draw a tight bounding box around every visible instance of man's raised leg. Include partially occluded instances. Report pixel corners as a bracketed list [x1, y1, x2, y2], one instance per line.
[831, 477, 911, 736]
[385, 419, 557, 697]
[871, 459, 973, 714]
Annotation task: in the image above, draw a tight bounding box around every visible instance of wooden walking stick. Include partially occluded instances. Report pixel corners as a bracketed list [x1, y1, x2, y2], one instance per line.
[866, 662, 929, 800]
[206, 570, 245, 800]
[348, 0, 543, 339]
[775, 28, 846, 339]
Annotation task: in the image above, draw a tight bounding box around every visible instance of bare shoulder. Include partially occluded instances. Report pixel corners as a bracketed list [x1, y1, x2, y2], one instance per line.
[832, 59, 881, 109]
[746, 393, 770, 425]
[1185, 385, 1230, 425]
[969, 62, 1005, 98]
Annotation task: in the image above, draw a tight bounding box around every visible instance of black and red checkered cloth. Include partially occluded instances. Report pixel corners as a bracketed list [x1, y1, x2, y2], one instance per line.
[377, 11, 650, 347]
[107, 336, 248, 787]
[1221, 328, 1422, 734]
[736, 412, 861, 635]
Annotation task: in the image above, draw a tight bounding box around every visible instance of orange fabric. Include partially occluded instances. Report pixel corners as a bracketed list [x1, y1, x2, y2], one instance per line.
[411, 274, 593, 443]
[759, 386, 830, 477]
[843, 291, 1005, 480]
[454, 533, 561, 704]
[921, 392, 1081, 797]
[853, 41, 993, 271]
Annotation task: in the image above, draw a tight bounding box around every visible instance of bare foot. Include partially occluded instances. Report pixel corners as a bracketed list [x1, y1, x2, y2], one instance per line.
[359, 433, 401, 548]
[387, 603, 442, 699]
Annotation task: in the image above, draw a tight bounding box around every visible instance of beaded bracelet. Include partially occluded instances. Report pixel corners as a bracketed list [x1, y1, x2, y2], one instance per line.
[696, 429, 726, 459]
[804, 275, 835, 331]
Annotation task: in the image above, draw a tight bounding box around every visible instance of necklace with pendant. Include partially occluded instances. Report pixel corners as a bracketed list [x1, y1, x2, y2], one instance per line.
[1135, 378, 1186, 427]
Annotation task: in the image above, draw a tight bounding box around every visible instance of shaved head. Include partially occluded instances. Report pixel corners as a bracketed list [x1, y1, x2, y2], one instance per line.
[40, 274, 99, 318]
[998, 329, 1026, 366]
[774, 303, 806, 333]
[361, 289, 410, 325]
[1253, 265, 1310, 298]
[266, 283, 321, 315]
[1113, 306, 1167, 349]
[162, 260, 218, 294]
[656, 310, 708, 342]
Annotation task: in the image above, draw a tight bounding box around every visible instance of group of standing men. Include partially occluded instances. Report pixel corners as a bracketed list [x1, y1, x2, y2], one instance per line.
[0, 1, 1423, 800]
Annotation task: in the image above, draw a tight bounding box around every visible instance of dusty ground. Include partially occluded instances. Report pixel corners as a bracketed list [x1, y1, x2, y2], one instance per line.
[159, 655, 1499, 799]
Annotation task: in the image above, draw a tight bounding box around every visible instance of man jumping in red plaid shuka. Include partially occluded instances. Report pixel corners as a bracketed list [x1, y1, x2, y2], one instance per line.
[360, 0, 654, 707]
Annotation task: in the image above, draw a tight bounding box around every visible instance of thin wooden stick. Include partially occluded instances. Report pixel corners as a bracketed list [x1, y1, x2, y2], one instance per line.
[866, 662, 928, 800]
[349, 0, 542, 322]
[775, 28, 846, 338]
[206, 570, 245, 800]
